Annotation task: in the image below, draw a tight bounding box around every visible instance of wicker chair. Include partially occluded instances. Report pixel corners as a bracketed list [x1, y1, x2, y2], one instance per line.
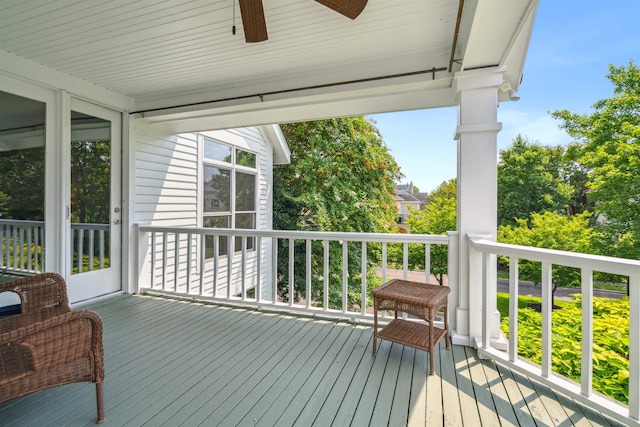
[0, 273, 105, 424]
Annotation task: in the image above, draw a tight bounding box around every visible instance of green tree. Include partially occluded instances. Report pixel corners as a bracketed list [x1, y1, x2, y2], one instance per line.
[70, 140, 111, 224]
[0, 147, 45, 220]
[498, 211, 600, 305]
[497, 135, 573, 227]
[552, 60, 640, 260]
[400, 179, 456, 285]
[0, 191, 10, 218]
[274, 117, 402, 308]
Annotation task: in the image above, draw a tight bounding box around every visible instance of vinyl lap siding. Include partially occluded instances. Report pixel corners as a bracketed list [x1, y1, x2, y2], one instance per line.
[134, 123, 276, 300]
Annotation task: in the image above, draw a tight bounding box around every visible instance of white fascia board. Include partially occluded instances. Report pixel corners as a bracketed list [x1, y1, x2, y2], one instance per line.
[259, 124, 291, 165]
[0, 50, 134, 112]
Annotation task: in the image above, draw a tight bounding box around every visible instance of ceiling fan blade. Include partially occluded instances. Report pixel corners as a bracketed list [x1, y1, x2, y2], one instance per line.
[238, 0, 268, 43]
[315, 0, 368, 20]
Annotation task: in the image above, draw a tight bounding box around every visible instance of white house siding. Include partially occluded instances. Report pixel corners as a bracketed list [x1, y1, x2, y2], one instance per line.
[133, 122, 274, 300]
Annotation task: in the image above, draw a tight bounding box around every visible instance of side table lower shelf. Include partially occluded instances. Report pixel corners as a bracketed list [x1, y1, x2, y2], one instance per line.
[377, 319, 447, 353]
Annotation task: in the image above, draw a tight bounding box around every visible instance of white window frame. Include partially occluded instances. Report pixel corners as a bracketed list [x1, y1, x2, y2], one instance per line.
[200, 137, 257, 258]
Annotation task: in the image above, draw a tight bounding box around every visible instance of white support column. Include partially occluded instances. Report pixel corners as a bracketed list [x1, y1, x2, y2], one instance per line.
[450, 68, 504, 346]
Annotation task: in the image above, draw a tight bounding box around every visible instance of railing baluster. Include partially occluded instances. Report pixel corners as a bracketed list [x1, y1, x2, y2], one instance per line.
[77, 229, 84, 273]
[174, 232, 180, 292]
[27, 226, 32, 270]
[18, 227, 24, 270]
[323, 240, 329, 310]
[629, 274, 640, 420]
[88, 229, 94, 271]
[541, 261, 552, 378]
[199, 234, 205, 295]
[150, 232, 156, 289]
[256, 236, 262, 302]
[508, 257, 519, 362]
[288, 238, 294, 307]
[402, 242, 408, 280]
[99, 229, 105, 269]
[162, 232, 168, 291]
[272, 237, 277, 303]
[482, 251, 491, 350]
[213, 235, 219, 297]
[581, 268, 593, 397]
[186, 232, 193, 294]
[306, 239, 311, 309]
[342, 241, 348, 313]
[12, 226, 17, 270]
[241, 236, 247, 300]
[382, 242, 387, 284]
[361, 241, 367, 315]
[226, 236, 232, 299]
[424, 242, 431, 283]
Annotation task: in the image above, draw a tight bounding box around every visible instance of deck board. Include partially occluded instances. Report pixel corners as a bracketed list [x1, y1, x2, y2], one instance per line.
[0, 294, 626, 427]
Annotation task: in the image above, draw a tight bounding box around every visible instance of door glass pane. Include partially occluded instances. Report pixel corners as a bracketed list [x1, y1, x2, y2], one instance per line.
[0, 91, 46, 275]
[70, 111, 111, 274]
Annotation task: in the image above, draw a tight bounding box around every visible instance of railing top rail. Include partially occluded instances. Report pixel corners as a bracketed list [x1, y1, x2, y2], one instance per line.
[470, 236, 640, 277]
[70, 223, 110, 230]
[136, 224, 450, 244]
[0, 219, 45, 226]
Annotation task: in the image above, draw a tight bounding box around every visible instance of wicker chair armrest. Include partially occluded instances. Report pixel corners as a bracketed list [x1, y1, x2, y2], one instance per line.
[1, 310, 101, 347]
[1, 309, 104, 379]
[1, 309, 101, 343]
[0, 273, 70, 314]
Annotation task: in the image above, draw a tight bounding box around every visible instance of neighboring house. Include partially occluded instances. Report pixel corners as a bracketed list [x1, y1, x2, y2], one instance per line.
[394, 182, 429, 233]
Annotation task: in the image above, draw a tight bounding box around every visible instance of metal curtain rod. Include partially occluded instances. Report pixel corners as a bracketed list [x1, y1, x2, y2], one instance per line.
[131, 67, 449, 117]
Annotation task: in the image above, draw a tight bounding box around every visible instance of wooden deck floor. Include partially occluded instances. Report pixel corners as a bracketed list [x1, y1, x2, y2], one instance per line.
[0, 294, 625, 426]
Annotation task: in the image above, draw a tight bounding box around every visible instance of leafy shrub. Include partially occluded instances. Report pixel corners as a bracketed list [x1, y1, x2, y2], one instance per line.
[499, 294, 629, 403]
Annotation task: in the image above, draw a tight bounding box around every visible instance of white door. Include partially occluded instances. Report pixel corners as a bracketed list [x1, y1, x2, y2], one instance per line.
[66, 99, 122, 302]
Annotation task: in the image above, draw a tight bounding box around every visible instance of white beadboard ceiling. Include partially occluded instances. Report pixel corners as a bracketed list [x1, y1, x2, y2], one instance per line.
[0, 0, 538, 130]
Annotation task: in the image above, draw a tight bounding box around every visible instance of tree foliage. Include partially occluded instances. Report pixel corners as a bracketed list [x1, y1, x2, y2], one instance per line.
[498, 211, 600, 302]
[398, 179, 456, 284]
[497, 135, 573, 226]
[273, 117, 402, 308]
[552, 60, 640, 259]
[0, 147, 45, 220]
[70, 140, 111, 224]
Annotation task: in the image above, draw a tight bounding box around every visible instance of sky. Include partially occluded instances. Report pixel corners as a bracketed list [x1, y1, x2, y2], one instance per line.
[369, 1, 640, 194]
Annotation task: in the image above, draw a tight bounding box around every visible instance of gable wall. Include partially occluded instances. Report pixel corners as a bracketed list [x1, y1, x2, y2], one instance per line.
[132, 120, 274, 299]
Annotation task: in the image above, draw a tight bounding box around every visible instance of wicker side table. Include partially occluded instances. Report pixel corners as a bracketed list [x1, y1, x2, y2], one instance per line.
[372, 279, 450, 375]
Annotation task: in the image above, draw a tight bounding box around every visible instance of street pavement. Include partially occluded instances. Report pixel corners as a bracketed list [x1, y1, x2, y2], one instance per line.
[379, 268, 626, 300]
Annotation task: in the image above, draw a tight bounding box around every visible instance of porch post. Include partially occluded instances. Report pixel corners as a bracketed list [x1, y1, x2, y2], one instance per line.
[451, 67, 504, 346]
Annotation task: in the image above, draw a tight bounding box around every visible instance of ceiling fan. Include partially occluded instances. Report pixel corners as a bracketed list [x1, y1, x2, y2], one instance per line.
[237, 0, 368, 43]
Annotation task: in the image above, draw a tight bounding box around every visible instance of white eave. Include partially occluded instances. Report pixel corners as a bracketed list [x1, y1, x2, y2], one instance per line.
[260, 124, 291, 165]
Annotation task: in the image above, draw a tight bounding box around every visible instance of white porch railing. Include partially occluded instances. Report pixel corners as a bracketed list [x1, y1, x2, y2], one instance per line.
[70, 222, 110, 273]
[136, 226, 455, 322]
[470, 236, 640, 427]
[0, 219, 110, 275]
[0, 219, 44, 274]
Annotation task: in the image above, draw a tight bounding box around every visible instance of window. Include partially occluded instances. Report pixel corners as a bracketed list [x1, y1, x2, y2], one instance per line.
[202, 138, 257, 257]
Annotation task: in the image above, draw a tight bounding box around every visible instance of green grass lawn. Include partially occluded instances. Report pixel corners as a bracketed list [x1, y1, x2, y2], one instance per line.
[496, 292, 576, 318]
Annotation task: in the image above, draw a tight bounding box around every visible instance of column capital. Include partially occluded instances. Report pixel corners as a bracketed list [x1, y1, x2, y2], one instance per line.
[453, 66, 506, 94]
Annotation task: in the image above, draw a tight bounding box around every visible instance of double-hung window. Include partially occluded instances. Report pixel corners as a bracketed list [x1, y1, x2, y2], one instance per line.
[202, 138, 256, 257]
